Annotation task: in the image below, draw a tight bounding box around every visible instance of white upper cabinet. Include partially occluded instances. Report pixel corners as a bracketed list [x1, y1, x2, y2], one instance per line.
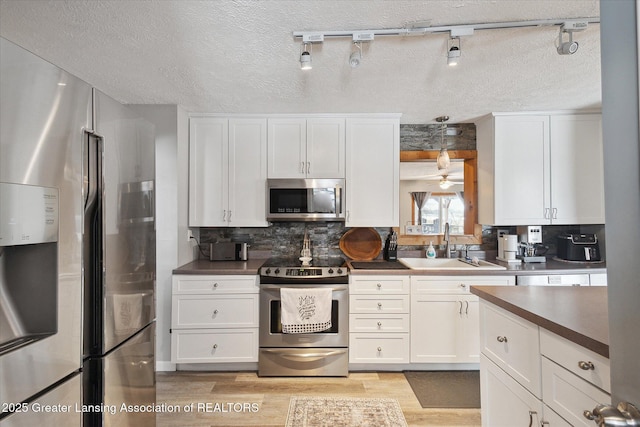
[189, 117, 268, 227]
[477, 113, 604, 225]
[267, 117, 345, 178]
[345, 117, 400, 227]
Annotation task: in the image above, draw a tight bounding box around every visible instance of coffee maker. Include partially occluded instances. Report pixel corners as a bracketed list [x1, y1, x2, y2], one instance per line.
[517, 225, 547, 263]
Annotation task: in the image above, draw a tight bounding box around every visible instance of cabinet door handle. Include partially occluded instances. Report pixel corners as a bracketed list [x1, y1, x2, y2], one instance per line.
[544, 208, 550, 219]
[307, 161, 310, 174]
[528, 411, 538, 427]
[578, 360, 595, 370]
[552, 207, 558, 219]
[300, 161, 305, 173]
[497, 336, 508, 343]
[228, 210, 232, 222]
[465, 301, 469, 315]
[222, 210, 227, 221]
[458, 301, 463, 315]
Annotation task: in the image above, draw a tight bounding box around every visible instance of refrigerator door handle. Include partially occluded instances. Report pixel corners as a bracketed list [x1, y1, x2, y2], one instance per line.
[83, 133, 104, 357]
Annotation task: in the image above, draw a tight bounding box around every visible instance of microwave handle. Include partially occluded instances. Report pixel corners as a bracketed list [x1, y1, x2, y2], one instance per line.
[335, 184, 342, 218]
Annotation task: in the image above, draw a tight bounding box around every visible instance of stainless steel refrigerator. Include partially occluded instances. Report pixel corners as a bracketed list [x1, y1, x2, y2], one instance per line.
[0, 37, 156, 427]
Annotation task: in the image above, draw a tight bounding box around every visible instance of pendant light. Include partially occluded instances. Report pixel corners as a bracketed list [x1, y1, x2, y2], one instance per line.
[436, 116, 450, 170]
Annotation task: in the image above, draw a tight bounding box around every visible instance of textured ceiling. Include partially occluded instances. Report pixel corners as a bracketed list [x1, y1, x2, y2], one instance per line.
[0, 0, 601, 123]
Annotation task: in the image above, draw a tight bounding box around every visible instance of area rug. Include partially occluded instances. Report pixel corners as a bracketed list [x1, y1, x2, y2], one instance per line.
[285, 396, 408, 427]
[404, 370, 480, 409]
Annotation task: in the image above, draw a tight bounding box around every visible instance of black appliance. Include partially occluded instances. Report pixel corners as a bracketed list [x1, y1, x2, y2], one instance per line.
[557, 233, 601, 262]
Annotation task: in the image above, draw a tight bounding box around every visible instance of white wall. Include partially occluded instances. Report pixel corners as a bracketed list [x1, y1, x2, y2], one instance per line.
[131, 104, 191, 371]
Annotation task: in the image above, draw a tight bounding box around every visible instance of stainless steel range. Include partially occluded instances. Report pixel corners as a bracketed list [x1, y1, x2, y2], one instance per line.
[258, 257, 349, 377]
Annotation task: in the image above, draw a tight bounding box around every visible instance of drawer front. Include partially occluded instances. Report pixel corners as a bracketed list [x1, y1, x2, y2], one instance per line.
[171, 329, 258, 363]
[412, 275, 515, 295]
[349, 295, 410, 314]
[349, 333, 409, 363]
[542, 357, 611, 427]
[172, 294, 258, 328]
[173, 275, 258, 294]
[349, 276, 410, 294]
[480, 302, 542, 397]
[480, 354, 544, 427]
[349, 314, 410, 333]
[540, 328, 610, 392]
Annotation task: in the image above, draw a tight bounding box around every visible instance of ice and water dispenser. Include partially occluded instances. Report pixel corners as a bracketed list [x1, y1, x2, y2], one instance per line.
[0, 182, 59, 355]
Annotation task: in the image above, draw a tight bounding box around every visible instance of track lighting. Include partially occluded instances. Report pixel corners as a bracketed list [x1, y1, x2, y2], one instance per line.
[557, 21, 587, 55]
[349, 42, 362, 68]
[300, 43, 312, 70]
[447, 37, 461, 66]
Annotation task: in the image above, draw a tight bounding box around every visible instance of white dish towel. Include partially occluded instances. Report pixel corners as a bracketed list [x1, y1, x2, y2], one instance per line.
[280, 288, 332, 334]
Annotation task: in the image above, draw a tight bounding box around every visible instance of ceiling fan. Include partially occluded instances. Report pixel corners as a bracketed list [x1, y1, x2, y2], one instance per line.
[439, 174, 463, 189]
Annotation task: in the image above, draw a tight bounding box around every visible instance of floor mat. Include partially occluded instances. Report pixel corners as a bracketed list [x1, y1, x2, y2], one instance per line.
[404, 370, 480, 408]
[286, 396, 408, 427]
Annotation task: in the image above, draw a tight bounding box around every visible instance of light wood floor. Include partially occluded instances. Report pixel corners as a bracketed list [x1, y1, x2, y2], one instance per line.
[156, 371, 481, 427]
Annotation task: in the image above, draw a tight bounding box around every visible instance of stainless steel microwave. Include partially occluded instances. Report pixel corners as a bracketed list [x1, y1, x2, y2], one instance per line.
[266, 178, 345, 221]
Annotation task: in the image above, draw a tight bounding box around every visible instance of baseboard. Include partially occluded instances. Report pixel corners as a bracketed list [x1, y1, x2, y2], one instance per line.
[156, 360, 177, 372]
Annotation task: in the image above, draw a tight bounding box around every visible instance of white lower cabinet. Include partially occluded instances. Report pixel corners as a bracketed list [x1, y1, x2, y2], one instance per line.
[410, 275, 514, 364]
[479, 300, 611, 427]
[349, 275, 410, 363]
[171, 275, 259, 364]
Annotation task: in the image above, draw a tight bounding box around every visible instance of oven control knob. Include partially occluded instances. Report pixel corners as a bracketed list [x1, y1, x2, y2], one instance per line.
[337, 268, 343, 274]
[274, 268, 280, 275]
[265, 268, 271, 275]
[328, 268, 334, 274]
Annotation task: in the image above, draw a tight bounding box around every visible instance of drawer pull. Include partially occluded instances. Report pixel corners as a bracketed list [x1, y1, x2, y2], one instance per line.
[212, 344, 218, 350]
[377, 283, 382, 288]
[212, 282, 218, 289]
[497, 336, 508, 343]
[377, 302, 383, 309]
[377, 347, 382, 352]
[578, 360, 595, 370]
[377, 321, 382, 328]
[213, 309, 219, 316]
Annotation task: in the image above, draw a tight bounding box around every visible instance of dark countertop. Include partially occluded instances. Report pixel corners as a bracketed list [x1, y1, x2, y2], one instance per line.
[347, 257, 606, 276]
[173, 257, 606, 277]
[470, 285, 609, 358]
[172, 259, 267, 275]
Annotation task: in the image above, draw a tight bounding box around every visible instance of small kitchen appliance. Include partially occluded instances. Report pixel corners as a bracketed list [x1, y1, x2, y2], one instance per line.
[266, 178, 344, 222]
[209, 242, 249, 261]
[497, 233, 520, 263]
[556, 233, 601, 262]
[517, 225, 547, 263]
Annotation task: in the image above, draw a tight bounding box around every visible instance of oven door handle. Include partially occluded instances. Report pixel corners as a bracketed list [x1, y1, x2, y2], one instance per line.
[261, 349, 347, 362]
[260, 285, 348, 292]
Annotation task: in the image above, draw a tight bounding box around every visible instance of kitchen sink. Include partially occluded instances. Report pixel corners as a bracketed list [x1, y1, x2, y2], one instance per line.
[398, 257, 507, 270]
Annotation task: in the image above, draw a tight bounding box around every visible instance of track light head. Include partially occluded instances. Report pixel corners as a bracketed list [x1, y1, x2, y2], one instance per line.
[300, 43, 312, 70]
[447, 38, 461, 66]
[349, 42, 362, 68]
[557, 22, 586, 55]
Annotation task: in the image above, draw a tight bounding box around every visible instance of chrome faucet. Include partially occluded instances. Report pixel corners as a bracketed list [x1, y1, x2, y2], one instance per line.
[444, 222, 452, 258]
